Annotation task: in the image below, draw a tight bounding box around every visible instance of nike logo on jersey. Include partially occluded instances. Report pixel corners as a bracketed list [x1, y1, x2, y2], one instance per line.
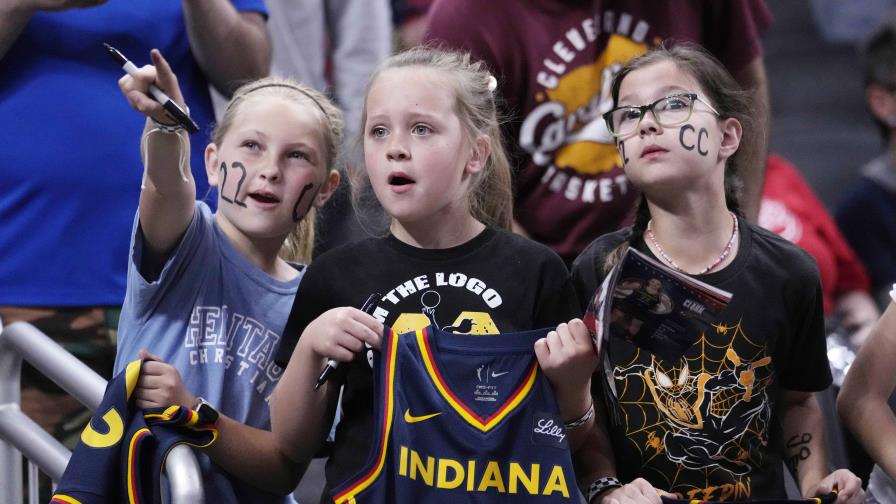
[491, 371, 509, 378]
[404, 409, 442, 424]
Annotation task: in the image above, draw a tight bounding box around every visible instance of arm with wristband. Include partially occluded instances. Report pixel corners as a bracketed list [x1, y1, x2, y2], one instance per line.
[540, 281, 665, 502]
[577, 412, 671, 504]
[118, 49, 197, 266]
[535, 318, 599, 453]
[135, 350, 304, 494]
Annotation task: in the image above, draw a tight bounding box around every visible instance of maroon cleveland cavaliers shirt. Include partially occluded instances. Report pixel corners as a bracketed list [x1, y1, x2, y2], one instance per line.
[426, 0, 772, 262]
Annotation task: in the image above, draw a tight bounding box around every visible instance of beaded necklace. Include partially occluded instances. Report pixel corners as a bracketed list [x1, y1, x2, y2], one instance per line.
[646, 211, 738, 275]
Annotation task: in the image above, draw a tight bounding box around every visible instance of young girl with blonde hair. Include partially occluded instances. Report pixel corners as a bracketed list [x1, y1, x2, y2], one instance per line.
[271, 46, 597, 501]
[114, 49, 340, 502]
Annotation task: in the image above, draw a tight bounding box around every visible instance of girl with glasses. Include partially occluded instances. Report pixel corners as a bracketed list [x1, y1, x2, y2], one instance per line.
[571, 44, 863, 503]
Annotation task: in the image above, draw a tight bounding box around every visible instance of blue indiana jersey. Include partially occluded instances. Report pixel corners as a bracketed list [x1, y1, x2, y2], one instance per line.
[331, 326, 578, 503]
[51, 360, 217, 504]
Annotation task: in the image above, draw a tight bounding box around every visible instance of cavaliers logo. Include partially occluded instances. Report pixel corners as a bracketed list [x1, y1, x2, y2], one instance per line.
[520, 34, 649, 178]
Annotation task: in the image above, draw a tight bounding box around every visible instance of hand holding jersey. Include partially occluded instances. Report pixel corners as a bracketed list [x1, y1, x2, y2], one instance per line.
[535, 318, 599, 428]
[133, 349, 197, 411]
[273, 304, 385, 464]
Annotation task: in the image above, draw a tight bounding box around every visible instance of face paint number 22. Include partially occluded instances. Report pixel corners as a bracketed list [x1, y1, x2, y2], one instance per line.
[220, 161, 247, 207]
[219, 160, 318, 222]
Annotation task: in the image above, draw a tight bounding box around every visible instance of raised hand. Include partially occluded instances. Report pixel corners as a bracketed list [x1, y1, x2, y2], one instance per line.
[118, 49, 187, 126]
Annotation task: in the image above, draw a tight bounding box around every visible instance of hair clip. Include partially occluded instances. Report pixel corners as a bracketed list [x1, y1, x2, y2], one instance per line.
[487, 75, 498, 93]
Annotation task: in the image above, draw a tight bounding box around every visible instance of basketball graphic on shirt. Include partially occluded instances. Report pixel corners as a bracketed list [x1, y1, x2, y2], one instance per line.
[392, 311, 498, 335]
[447, 312, 499, 335]
[391, 288, 501, 335]
[392, 314, 432, 334]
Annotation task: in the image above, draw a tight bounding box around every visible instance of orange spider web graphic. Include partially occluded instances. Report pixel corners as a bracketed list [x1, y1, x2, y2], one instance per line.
[611, 320, 775, 500]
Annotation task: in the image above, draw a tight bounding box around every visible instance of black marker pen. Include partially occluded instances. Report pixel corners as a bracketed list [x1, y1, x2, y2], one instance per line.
[314, 293, 381, 390]
[104, 43, 199, 134]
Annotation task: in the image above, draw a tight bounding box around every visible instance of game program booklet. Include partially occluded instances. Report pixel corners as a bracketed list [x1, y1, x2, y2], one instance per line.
[583, 248, 733, 405]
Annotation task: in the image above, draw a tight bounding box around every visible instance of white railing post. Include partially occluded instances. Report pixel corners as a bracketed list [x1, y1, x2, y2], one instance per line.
[0, 316, 23, 504]
[0, 321, 204, 503]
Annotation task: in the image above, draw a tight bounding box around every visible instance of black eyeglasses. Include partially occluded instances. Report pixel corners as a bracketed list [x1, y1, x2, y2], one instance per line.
[602, 93, 720, 138]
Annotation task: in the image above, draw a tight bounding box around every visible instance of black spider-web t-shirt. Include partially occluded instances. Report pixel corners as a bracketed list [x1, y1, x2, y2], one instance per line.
[571, 218, 831, 501]
[276, 227, 578, 502]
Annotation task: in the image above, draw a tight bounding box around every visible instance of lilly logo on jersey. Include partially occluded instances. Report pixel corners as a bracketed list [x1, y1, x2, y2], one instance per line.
[397, 445, 570, 497]
[532, 413, 567, 446]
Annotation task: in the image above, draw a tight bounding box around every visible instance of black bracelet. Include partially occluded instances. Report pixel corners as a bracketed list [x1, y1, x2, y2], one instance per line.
[586, 476, 622, 503]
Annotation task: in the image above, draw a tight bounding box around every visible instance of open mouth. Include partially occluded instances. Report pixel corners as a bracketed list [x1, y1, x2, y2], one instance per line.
[388, 174, 415, 186]
[248, 192, 281, 204]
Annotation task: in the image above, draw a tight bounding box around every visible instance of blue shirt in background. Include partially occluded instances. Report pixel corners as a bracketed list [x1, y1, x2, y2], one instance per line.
[0, 0, 266, 306]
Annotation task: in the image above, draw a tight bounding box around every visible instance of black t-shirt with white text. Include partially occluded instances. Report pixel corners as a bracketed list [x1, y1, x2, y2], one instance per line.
[571, 218, 831, 501]
[276, 227, 578, 501]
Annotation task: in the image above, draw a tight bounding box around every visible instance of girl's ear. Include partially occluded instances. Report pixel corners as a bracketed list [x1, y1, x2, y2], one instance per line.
[464, 134, 492, 176]
[717, 117, 742, 162]
[867, 84, 896, 125]
[205, 143, 221, 187]
[313, 169, 341, 209]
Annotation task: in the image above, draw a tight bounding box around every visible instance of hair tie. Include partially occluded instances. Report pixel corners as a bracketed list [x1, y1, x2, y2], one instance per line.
[487, 75, 498, 93]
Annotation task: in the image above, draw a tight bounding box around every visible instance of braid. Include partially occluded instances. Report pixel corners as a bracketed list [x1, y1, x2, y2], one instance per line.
[603, 195, 650, 273]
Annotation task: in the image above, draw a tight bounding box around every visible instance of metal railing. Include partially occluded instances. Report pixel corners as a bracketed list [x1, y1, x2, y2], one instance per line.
[0, 320, 205, 503]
